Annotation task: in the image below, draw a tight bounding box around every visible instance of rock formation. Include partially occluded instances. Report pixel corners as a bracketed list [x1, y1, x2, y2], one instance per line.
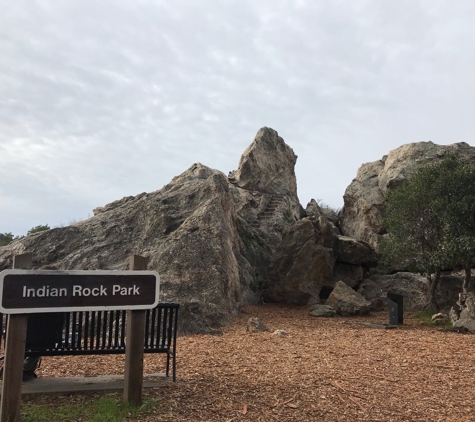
[4, 130, 472, 331]
[1, 163, 256, 334]
[4, 131, 473, 332]
[0, 127, 333, 334]
[339, 141, 475, 250]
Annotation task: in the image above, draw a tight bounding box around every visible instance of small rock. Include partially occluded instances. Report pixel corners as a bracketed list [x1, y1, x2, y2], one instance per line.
[308, 304, 337, 317]
[327, 281, 371, 316]
[431, 313, 448, 322]
[246, 317, 269, 333]
[273, 330, 287, 336]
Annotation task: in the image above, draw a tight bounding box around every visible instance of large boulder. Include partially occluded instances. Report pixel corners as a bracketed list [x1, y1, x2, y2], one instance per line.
[0, 163, 257, 335]
[305, 199, 339, 226]
[358, 273, 428, 311]
[266, 219, 334, 304]
[339, 141, 475, 250]
[326, 281, 371, 316]
[2, 126, 411, 333]
[305, 199, 340, 249]
[336, 236, 378, 267]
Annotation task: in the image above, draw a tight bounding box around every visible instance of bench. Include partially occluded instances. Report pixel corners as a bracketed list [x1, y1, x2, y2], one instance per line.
[0, 302, 179, 382]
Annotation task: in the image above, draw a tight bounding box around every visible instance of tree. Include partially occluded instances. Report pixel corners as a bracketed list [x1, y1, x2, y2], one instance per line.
[380, 155, 475, 310]
[430, 156, 475, 293]
[0, 232, 15, 247]
[27, 224, 50, 236]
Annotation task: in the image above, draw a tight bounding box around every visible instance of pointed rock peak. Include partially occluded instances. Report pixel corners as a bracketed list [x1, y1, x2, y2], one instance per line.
[229, 127, 298, 198]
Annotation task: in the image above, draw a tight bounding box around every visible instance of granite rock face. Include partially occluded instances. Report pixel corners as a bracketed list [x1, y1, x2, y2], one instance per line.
[336, 236, 379, 267]
[228, 128, 305, 298]
[1, 163, 255, 335]
[229, 127, 298, 197]
[0, 127, 385, 333]
[266, 219, 334, 304]
[339, 141, 475, 250]
[0, 128, 318, 334]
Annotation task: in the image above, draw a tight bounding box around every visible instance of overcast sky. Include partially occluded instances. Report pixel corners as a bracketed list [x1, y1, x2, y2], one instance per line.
[1, 0, 474, 236]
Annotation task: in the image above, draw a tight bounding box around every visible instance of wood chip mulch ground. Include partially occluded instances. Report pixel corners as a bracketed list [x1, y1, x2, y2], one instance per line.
[26, 304, 475, 421]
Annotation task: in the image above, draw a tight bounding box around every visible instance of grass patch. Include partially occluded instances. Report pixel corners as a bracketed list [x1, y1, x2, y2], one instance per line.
[21, 395, 158, 422]
[414, 310, 453, 329]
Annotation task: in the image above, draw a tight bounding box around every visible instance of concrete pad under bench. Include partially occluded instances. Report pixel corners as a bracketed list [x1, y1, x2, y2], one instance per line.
[0, 373, 171, 395]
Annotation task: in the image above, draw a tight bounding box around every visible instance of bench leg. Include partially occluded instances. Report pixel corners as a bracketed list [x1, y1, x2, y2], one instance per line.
[172, 351, 176, 382]
[166, 353, 170, 377]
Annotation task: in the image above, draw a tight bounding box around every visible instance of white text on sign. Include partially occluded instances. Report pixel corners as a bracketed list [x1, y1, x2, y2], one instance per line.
[23, 284, 141, 298]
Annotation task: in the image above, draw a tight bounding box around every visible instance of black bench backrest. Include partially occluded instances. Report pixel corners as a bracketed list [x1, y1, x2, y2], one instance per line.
[0, 303, 179, 357]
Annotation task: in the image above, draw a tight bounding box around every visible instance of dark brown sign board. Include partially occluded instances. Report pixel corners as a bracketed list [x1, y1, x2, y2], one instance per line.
[0, 270, 160, 314]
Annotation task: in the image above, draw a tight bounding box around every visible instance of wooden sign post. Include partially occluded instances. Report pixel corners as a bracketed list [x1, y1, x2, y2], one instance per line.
[124, 255, 148, 405]
[0, 254, 159, 421]
[1, 253, 32, 422]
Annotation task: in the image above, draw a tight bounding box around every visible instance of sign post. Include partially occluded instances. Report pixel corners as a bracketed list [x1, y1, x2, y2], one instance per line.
[124, 255, 148, 405]
[1, 253, 32, 422]
[0, 255, 159, 421]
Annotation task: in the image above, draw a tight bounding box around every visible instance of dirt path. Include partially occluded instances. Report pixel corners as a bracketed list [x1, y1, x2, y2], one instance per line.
[33, 304, 475, 421]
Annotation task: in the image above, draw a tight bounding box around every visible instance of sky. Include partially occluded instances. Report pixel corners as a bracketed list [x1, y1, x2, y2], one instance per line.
[1, 0, 475, 236]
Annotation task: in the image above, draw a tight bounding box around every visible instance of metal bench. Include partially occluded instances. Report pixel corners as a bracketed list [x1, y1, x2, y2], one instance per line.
[0, 302, 179, 381]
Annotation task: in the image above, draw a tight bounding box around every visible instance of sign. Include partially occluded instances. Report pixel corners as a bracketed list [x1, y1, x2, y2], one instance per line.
[0, 270, 160, 314]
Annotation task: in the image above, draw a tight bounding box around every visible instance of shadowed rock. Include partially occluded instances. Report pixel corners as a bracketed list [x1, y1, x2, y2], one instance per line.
[266, 219, 334, 304]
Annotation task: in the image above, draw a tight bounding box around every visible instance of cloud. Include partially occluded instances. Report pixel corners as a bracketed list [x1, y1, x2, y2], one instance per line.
[1, 0, 474, 234]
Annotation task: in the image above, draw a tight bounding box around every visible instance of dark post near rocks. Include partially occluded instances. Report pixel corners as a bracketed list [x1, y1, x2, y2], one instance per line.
[387, 293, 404, 325]
[1, 253, 32, 422]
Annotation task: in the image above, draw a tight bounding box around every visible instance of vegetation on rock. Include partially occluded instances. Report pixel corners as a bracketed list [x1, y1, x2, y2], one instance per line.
[380, 155, 475, 310]
[0, 232, 15, 246]
[27, 224, 50, 235]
